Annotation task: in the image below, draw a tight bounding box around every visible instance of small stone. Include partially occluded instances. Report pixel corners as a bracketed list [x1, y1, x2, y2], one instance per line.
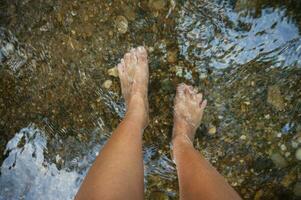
[208, 125, 217, 135]
[280, 144, 287, 151]
[281, 173, 296, 187]
[285, 152, 291, 157]
[115, 16, 128, 34]
[254, 189, 264, 200]
[295, 148, 301, 160]
[123, 6, 136, 21]
[102, 80, 112, 89]
[240, 135, 247, 140]
[294, 182, 301, 196]
[167, 50, 178, 63]
[292, 141, 299, 148]
[270, 153, 288, 168]
[55, 154, 61, 164]
[161, 78, 173, 92]
[148, 0, 167, 11]
[199, 73, 207, 79]
[267, 85, 285, 111]
[297, 136, 301, 144]
[108, 67, 119, 77]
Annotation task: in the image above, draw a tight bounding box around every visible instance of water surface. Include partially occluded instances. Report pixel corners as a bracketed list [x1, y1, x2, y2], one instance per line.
[1, 0, 301, 199]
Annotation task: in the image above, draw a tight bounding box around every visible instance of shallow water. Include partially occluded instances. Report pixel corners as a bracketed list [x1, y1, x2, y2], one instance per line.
[0, 0, 301, 199]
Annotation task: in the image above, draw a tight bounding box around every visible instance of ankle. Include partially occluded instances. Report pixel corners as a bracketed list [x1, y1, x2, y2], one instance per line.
[125, 94, 149, 127]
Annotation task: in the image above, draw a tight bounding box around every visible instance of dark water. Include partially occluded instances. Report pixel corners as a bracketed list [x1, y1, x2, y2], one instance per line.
[0, 0, 301, 199]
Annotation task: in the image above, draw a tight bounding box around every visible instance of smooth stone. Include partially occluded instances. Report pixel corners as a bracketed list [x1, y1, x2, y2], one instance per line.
[267, 85, 285, 111]
[108, 67, 119, 77]
[270, 153, 288, 168]
[295, 148, 301, 160]
[280, 144, 287, 151]
[253, 157, 274, 172]
[115, 16, 128, 34]
[102, 80, 113, 89]
[292, 141, 299, 148]
[208, 125, 217, 135]
[148, 0, 167, 11]
[167, 50, 178, 63]
[161, 78, 173, 92]
[240, 135, 247, 140]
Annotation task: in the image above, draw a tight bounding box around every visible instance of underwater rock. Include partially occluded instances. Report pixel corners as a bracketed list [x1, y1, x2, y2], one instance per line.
[102, 80, 112, 89]
[115, 16, 128, 34]
[294, 182, 301, 196]
[108, 67, 119, 77]
[123, 6, 136, 21]
[253, 157, 274, 172]
[161, 78, 173, 92]
[208, 124, 217, 135]
[240, 135, 247, 140]
[270, 153, 288, 168]
[295, 148, 301, 160]
[148, 0, 167, 11]
[267, 85, 285, 111]
[167, 50, 178, 63]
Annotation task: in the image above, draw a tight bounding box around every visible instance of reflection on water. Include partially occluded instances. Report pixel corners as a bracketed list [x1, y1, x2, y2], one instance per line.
[1, 0, 301, 199]
[0, 125, 80, 200]
[177, 1, 301, 70]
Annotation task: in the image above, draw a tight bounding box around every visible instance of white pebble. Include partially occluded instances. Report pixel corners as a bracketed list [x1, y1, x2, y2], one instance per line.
[240, 135, 247, 140]
[296, 148, 301, 160]
[280, 144, 287, 151]
[292, 141, 299, 148]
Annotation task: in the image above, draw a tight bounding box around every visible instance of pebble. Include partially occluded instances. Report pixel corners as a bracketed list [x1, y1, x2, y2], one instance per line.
[270, 153, 288, 168]
[280, 144, 287, 151]
[292, 141, 299, 148]
[102, 80, 113, 89]
[167, 50, 178, 63]
[285, 152, 291, 157]
[115, 16, 128, 34]
[267, 85, 285, 111]
[199, 73, 207, 79]
[148, 0, 167, 11]
[297, 136, 301, 144]
[208, 125, 217, 135]
[108, 67, 119, 77]
[295, 148, 301, 160]
[294, 182, 301, 196]
[240, 135, 247, 140]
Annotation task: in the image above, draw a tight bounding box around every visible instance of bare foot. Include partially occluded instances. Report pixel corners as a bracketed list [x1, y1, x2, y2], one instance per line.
[117, 46, 149, 128]
[173, 83, 207, 143]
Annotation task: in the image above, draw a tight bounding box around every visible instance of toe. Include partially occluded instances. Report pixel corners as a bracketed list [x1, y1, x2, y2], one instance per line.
[200, 99, 207, 110]
[124, 53, 131, 66]
[176, 84, 185, 97]
[196, 93, 203, 103]
[136, 46, 148, 65]
[130, 50, 138, 64]
[184, 85, 194, 98]
[117, 63, 124, 75]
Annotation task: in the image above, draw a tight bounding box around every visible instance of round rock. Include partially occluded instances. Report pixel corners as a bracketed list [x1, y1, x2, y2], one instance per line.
[295, 148, 301, 160]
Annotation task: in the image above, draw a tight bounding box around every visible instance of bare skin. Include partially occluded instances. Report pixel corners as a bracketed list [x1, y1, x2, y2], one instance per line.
[172, 84, 241, 200]
[75, 46, 241, 200]
[75, 46, 148, 200]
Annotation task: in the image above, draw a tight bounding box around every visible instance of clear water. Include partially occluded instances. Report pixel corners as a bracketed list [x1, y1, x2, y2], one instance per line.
[1, 0, 301, 199]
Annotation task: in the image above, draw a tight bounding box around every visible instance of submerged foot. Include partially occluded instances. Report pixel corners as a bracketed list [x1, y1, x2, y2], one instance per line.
[172, 84, 207, 143]
[117, 46, 149, 127]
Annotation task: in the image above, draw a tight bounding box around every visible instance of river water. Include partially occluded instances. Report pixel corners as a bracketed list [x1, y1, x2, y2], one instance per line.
[0, 0, 301, 199]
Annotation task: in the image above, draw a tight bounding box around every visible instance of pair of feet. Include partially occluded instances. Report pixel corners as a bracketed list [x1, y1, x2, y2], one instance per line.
[117, 46, 207, 144]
